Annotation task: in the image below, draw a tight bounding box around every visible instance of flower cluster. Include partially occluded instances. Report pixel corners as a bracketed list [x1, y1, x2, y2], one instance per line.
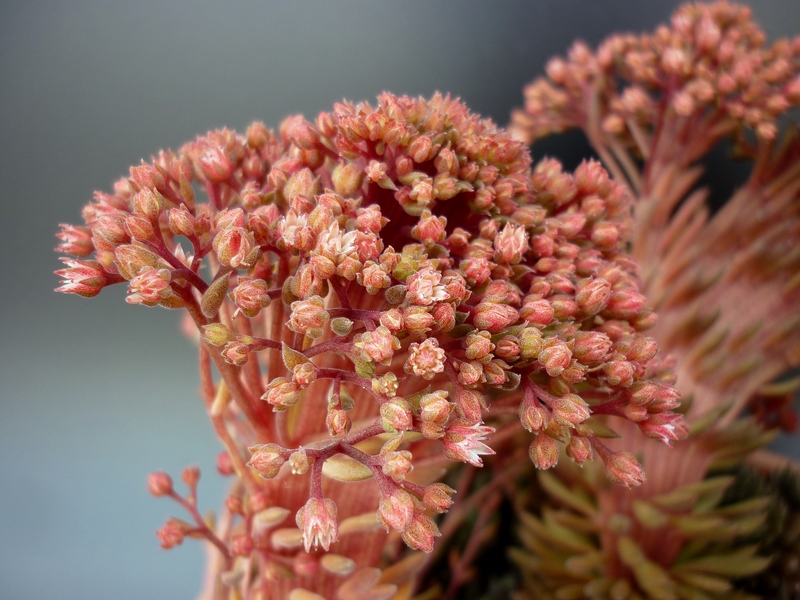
[56, 92, 682, 596]
[509, 3, 800, 598]
[511, 1, 800, 146]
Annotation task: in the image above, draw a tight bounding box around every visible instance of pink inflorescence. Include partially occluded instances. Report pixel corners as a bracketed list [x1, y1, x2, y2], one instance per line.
[56, 92, 683, 590]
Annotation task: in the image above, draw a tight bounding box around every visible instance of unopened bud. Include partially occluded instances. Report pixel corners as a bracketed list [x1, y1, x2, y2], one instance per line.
[147, 472, 173, 497]
[529, 434, 559, 470]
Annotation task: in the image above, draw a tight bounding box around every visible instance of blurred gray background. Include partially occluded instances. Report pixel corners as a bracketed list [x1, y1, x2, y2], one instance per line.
[2, 1, 798, 598]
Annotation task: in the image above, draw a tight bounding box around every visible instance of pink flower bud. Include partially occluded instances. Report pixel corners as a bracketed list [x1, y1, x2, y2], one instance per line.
[529, 434, 559, 470]
[576, 278, 611, 315]
[221, 341, 249, 366]
[456, 360, 484, 388]
[571, 331, 613, 363]
[604, 450, 645, 487]
[420, 390, 452, 424]
[566, 435, 593, 466]
[212, 227, 257, 269]
[606, 289, 647, 319]
[198, 145, 233, 183]
[247, 443, 286, 479]
[538, 339, 572, 377]
[519, 400, 550, 433]
[331, 161, 363, 197]
[156, 518, 186, 549]
[288, 296, 329, 339]
[626, 336, 658, 364]
[401, 513, 440, 553]
[409, 134, 434, 163]
[380, 398, 414, 432]
[552, 393, 591, 427]
[422, 483, 456, 514]
[519, 327, 545, 359]
[132, 187, 164, 223]
[292, 363, 317, 389]
[494, 223, 529, 264]
[181, 465, 200, 488]
[377, 489, 415, 532]
[262, 378, 301, 410]
[495, 336, 521, 361]
[379, 308, 404, 332]
[130, 163, 166, 192]
[296, 498, 338, 552]
[357, 262, 390, 294]
[603, 360, 636, 387]
[465, 331, 495, 362]
[230, 278, 271, 318]
[460, 256, 493, 286]
[123, 213, 155, 242]
[114, 244, 162, 280]
[520, 298, 554, 326]
[325, 409, 351, 436]
[216, 450, 234, 476]
[473, 302, 519, 333]
[382, 450, 414, 481]
[147, 472, 173, 497]
[357, 325, 399, 364]
[411, 210, 447, 247]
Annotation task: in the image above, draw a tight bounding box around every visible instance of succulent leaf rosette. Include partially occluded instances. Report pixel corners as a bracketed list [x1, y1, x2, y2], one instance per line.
[56, 90, 682, 597]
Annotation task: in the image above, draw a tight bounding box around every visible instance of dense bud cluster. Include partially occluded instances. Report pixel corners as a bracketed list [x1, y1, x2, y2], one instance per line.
[511, 1, 800, 146]
[56, 91, 682, 595]
[510, 3, 800, 599]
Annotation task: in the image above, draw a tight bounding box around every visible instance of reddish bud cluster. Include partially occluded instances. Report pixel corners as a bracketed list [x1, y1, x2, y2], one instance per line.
[56, 90, 684, 594]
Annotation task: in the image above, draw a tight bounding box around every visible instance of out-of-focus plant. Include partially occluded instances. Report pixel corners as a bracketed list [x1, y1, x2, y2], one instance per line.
[509, 2, 800, 598]
[56, 89, 684, 598]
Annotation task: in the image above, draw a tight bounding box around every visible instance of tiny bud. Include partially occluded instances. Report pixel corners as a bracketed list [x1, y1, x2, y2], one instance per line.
[552, 393, 591, 427]
[201, 323, 235, 346]
[326, 409, 351, 436]
[182, 465, 200, 487]
[248, 443, 286, 479]
[519, 401, 550, 433]
[216, 450, 235, 476]
[566, 435, 593, 466]
[381, 450, 414, 481]
[289, 450, 310, 475]
[519, 327, 545, 359]
[572, 331, 613, 363]
[538, 339, 572, 377]
[380, 398, 414, 432]
[401, 513, 441, 553]
[529, 434, 559, 470]
[332, 162, 364, 197]
[377, 489, 415, 532]
[422, 483, 456, 513]
[473, 302, 519, 333]
[576, 278, 611, 315]
[157, 518, 186, 549]
[605, 451, 645, 487]
[147, 472, 173, 497]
